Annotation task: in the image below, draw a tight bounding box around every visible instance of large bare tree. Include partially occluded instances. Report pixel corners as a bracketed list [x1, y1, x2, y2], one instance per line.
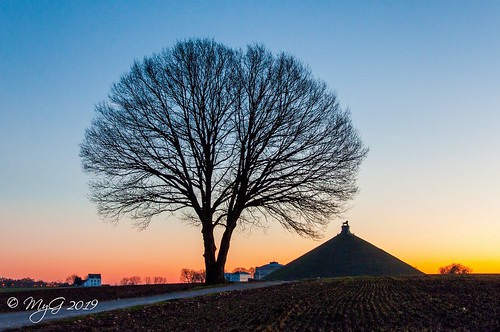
[80, 39, 368, 284]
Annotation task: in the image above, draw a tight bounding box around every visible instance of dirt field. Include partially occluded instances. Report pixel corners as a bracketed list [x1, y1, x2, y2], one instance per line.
[0, 283, 199, 313]
[6, 275, 500, 331]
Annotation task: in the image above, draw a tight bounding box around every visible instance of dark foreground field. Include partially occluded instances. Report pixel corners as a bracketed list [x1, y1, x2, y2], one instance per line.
[0, 283, 199, 313]
[8, 275, 500, 331]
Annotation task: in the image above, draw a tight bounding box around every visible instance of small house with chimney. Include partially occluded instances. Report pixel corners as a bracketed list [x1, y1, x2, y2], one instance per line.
[82, 274, 101, 287]
[224, 271, 251, 282]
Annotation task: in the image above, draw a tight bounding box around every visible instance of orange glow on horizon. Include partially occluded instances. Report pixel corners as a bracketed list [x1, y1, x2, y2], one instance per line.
[3, 255, 499, 286]
[2, 210, 499, 285]
[3, 223, 499, 285]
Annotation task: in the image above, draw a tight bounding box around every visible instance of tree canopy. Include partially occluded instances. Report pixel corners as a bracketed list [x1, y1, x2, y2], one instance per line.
[439, 263, 472, 274]
[80, 38, 368, 283]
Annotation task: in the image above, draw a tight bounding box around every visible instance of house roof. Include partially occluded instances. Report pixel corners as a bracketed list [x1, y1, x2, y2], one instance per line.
[257, 262, 283, 270]
[229, 271, 250, 275]
[87, 274, 101, 278]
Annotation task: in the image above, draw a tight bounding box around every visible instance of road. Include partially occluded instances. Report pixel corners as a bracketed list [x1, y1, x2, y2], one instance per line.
[0, 281, 288, 331]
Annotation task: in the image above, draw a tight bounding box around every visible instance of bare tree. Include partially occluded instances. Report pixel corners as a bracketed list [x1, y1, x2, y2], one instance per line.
[144, 276, 151, 284]
[119, 276, 142, 285]
[439, 263, 473, 274]
[128, 276, 142, 285]
[80, 39, 368, 284]
[73, 276, 84, 286]
[153, 276, 167, 284]
[65, 274, 79, 285]
[180, 268, 206, 283]
[179, 269, 191, 283]
[192, 270, 206, 283]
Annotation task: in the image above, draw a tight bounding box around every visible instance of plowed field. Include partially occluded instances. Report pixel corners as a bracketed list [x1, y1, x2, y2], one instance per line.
[9, 275, 500, 331]
[0, 283, 198, 313]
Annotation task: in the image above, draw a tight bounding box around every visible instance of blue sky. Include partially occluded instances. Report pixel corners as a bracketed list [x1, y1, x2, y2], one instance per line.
[1, 1, 499, 281]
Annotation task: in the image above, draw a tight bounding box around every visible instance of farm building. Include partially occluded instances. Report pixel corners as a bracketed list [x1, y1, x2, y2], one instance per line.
[82, 274, 102, 287]
[266, 222, 423, 280]
[254, 261, 284, 280]
[224, 271, 251, 282]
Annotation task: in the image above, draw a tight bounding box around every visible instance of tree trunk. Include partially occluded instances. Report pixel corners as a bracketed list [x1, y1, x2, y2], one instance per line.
[216, 223, 236, 272]
[203, 220, 238, 285]
[206, 218, 238, 284]
[205, 261, 226, 285]
[202, 223, 226, 285]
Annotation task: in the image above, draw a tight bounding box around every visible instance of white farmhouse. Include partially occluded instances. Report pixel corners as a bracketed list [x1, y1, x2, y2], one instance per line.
[82, 274, 102, 287]
[224, 271, 251, 282]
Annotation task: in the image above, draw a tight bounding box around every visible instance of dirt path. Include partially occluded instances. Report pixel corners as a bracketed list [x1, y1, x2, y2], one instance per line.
[0, 281, 288, 331]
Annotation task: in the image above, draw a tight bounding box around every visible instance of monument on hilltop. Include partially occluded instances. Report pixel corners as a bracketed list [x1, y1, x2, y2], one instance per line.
[266, 222, 423, 280]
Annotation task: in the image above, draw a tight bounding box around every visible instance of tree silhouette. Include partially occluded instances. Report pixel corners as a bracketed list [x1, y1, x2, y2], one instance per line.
[80, 39, 368, 284]
[232, 267, 255, 276]
[152, 276, 167, 284]
[180, 268, 206, 283]
[65, 274, 79, 285]
[73, 276, 84, 286]
[439, 263, 472, 274]
[128, 276, 142, 285]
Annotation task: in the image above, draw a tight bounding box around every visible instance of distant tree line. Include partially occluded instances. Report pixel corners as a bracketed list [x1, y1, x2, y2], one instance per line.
[0, 276, 69, 288]
[0, 275, 171, 288]
[66, 274, 168, 286]
[180, 269, 206, 283]
[179, 267, 256, 283]
[120, 276, 168, 285]
[143, 276, 168, 284]
[120, 276, 142, 285]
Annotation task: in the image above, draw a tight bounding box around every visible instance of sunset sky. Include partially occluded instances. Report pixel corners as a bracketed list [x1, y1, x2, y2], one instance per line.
[1, 1, 499, 284]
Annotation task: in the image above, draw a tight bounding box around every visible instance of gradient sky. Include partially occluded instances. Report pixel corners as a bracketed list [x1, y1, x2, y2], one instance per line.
[1, 1, 499, 284]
